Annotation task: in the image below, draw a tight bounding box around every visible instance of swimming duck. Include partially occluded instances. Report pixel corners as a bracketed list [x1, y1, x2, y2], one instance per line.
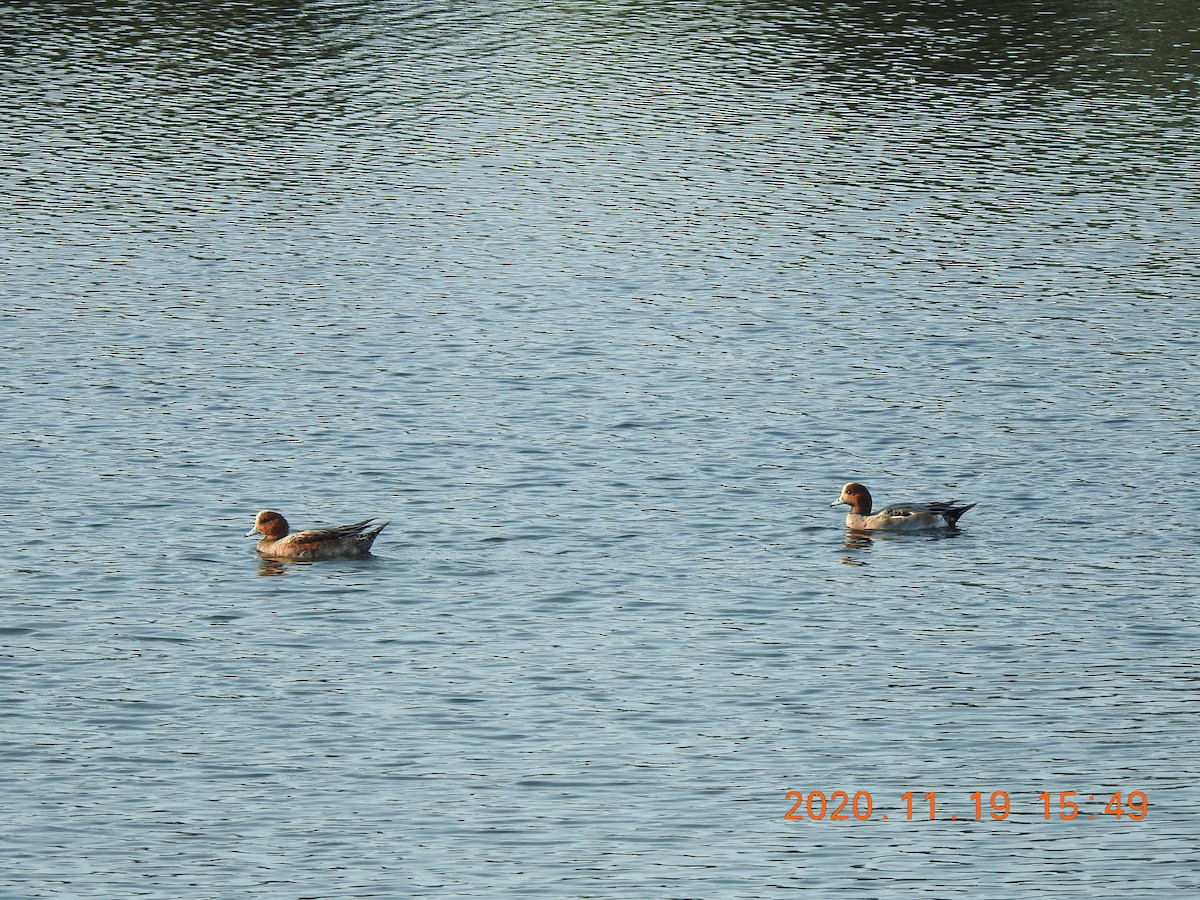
[831, 483, 975, 531]
[246, 510, 388, 560]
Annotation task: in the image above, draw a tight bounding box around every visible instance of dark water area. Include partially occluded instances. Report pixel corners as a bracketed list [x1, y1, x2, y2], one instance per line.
[3, 1, 1198, 896]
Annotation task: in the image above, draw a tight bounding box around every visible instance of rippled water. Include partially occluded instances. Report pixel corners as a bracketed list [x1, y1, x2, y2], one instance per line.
[3, 1, 1199, 896]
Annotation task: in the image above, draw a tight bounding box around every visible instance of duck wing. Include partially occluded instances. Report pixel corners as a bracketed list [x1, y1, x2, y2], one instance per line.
[880, 500, 975, 517]
[290, 519, 380, 545]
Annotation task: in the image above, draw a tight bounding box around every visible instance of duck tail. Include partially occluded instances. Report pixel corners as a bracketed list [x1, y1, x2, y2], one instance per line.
[943, 503, 976, 527]
[359, 520, 389, 550]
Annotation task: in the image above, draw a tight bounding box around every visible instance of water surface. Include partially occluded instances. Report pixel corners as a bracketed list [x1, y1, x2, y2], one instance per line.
[3, 1, 1199, 896]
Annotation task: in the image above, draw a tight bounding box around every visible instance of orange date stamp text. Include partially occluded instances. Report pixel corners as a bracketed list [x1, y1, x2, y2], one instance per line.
[783, 790, 1148, 822]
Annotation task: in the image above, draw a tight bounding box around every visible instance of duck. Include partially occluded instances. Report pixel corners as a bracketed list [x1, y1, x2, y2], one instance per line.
[831, 483, 975, 531]
[246, 510, 388, 560]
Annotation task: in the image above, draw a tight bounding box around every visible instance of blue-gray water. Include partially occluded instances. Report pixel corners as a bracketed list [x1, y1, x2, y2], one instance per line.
[3, 1, 1198, 896]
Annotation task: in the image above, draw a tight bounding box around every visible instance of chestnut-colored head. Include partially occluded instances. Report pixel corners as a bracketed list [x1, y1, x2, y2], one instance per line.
[837, 483, 873, 515]
[249, 510, 289, 540]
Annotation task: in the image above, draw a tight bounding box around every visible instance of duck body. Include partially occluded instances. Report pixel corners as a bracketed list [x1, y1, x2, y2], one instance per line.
[247, 510, 388, 560]
[831, 483, 975, 532]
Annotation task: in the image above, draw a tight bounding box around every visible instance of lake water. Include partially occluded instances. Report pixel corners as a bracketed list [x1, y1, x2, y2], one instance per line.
[3, 1, 1199, 896]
